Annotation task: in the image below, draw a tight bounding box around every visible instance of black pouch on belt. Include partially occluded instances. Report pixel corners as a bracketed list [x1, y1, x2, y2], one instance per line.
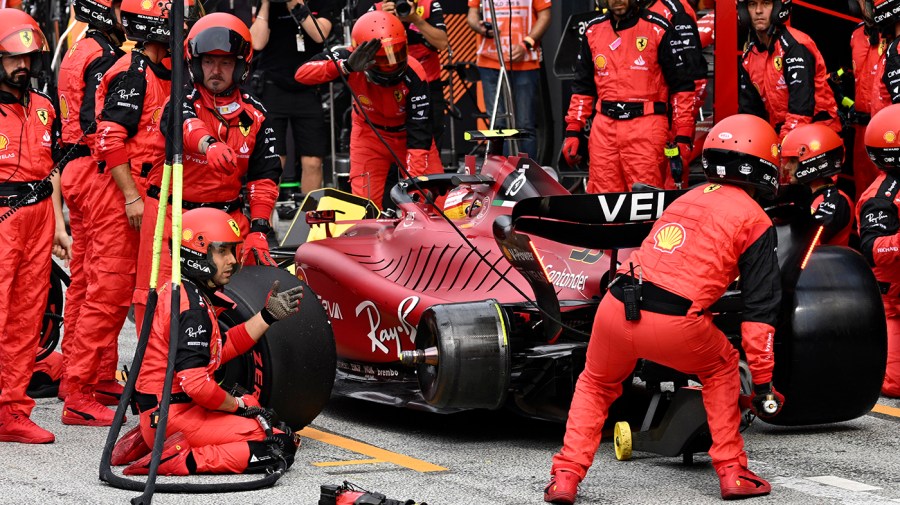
[623, 281, 642, 321]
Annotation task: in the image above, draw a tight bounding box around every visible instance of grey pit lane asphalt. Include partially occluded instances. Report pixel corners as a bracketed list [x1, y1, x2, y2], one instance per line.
[4, 308, 900, 505]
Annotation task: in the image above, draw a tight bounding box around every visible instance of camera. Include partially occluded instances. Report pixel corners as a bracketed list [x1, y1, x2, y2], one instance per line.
[395, 0, 413, 17]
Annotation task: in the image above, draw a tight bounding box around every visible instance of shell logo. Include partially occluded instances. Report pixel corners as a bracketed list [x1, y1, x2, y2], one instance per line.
[594, 54, 607, 69]
[885, 131, 897, 144]
[358, 94, 372, 106]
[152, 108, 162, 124]
[141, 0, 152, 10]
[182, 229, 193, 242]
[0, 134, 8, 150]
[809, 140, 821, 152]
[771, 144, 779, 158]
[653, 223, 686, 254]
[60, 96, 69, 119]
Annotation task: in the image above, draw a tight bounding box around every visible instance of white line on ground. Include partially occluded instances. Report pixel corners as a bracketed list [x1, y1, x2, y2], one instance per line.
[806, 476, 882, 492]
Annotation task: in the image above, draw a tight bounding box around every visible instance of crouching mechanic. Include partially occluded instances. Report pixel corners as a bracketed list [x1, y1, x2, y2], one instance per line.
[122, 208, 303, 475]
[295, 10, 442, 209]
[133, 12, 282, 329]
[780, 124, 854, 246]
[856, 103, 900, 398]
[545, 114, 785, 504]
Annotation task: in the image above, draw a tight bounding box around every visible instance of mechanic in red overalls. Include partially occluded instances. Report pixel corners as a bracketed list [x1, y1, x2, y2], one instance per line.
[372, 0, 448, 146]
[867, 0, 900, 116]
[0, 9, 71, 444]
[561, 0, 697, 194]
[62, 0, 172, 427]
[56, 0, 126, 405]
[545, 115, 785, 504]
[641, 0, 708, 188]
[738, 0, 840, 141]
[133, 13, 282, 330]
[122, 208, 302, 475]
[295, 10, 443, 209]
[849, 0, 883, 201]
[856, 104, 900, 398]
[781, 124, 854, 246]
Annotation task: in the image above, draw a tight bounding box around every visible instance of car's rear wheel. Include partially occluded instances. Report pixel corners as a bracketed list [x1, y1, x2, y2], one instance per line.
[218, 266, 336, 429]
[415, 300, 510, 410]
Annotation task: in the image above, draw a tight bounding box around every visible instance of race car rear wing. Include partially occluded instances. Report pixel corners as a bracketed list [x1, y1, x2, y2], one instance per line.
[493, 188, 688, 341]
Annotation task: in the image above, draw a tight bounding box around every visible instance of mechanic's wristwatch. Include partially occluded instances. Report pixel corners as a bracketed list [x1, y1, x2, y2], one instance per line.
[250, 218, 272, 234]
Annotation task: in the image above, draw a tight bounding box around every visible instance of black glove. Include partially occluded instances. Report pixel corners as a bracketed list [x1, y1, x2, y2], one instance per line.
[261, 280, 304, 325]
[290, 2, 310, 22]
[345, 39, 381, 73]
[750, 382, 784, 419]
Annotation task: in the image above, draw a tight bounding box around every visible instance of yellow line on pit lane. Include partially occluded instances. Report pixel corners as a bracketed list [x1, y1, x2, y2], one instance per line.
[313, 458, 385, 467]
[299, 427, 448, 473]
[872, 403, 900, 418]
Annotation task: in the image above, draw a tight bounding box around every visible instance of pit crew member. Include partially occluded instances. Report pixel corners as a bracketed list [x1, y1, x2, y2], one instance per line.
[62, 0, 172, 426]
[546, 114, 784, 504]
[561, 0, 698, 194]
[133, 13, 282, 329]
[124, 208, 302, 475]
[295, 10, 443, 209]
[0, 9, 70, 444]
[56, 0, 126, 405]
[781, 123, 854, 246]
[856, 103, 900, 398]
[738, 0, 841, 141]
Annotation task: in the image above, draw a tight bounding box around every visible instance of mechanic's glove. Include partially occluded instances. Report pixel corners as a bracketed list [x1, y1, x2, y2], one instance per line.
[261, 280, 304, 325]
[749, 382, 784, 419]
[345, 38, 381, 73]
[562, 134, 581, 166]
[241, 232, 276, 266]
[206, 140, 237, 175]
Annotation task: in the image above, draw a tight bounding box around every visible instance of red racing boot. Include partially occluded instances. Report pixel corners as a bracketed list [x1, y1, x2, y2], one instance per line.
[717, 463, 772, 500]
[124, 432, 193, 476]
[94, 380, 124, 406]
[0, 407, 55, 444]
[111, 425, 151, 465]
[544, 470, 579, 504]
[62, 391, 116, 426]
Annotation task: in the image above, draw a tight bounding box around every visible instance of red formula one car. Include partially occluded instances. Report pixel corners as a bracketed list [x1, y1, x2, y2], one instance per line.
[284, 136, 886, 452]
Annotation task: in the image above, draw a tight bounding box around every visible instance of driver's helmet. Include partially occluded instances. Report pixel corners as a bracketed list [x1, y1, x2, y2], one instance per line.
[351, 10, 408, 86]
[865, 103, 900, 172]
[702, 114, 781, 198]
[180, 208, 243, 283]
[737, 0, 792, 29]
[780, 124, 844, 184]
[443, 186, 482, 220]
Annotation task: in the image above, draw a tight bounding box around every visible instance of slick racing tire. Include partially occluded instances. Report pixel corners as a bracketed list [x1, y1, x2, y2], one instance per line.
[415, 300, 510, 410]
[218, 266, 336, 429]
[770, 246, 886, 426]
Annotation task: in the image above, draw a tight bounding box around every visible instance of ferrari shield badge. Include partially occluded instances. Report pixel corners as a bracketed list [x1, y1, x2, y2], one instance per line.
[36, 109, 49, 125]
[227, 219, 241, 238]
[636, 37, 648, 51]
[19, 30, 33, 49]
[394, 90, 403, 102]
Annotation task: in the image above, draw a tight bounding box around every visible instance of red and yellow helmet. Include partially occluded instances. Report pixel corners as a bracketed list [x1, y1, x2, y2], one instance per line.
[180, 208, 243, 282]
[702, 114, 781, 197]
[120, 0, 171, 43]
[351, 10, 408, 86]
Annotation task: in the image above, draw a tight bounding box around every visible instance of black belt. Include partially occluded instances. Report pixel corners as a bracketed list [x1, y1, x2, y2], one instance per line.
[610, 275, 693, 316]
[852, 111, 872, 126]
[599, 101, 667, 120]
[372, 121, 406, 133]
[147, 185, 243, 213]
[134, 392, 193, 412]
[0, 180, 53, 208]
